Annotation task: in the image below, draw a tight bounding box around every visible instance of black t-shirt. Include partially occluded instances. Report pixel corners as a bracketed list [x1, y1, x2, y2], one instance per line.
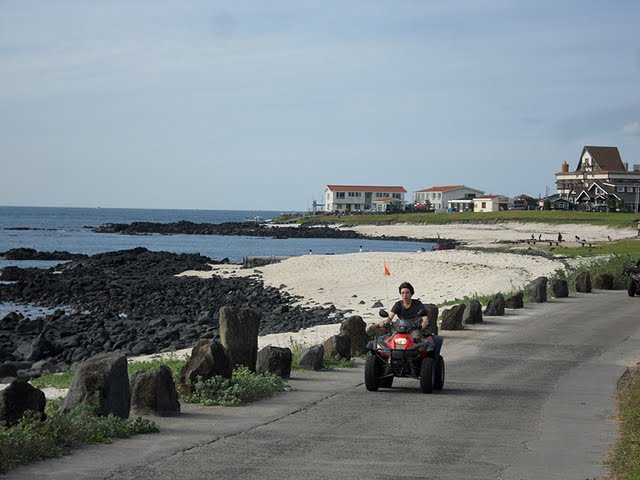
[391, 299, 426, 320]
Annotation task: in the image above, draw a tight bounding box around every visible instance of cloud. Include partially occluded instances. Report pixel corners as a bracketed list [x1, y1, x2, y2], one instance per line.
[621, 121, 640, 136]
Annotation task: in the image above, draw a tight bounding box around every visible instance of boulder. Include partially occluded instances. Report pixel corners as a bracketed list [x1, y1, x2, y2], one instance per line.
[178, 340, 232, 394]
[526, 277, 548, 303]
[440, 304, 466, 331]
[366, 323, 387, 339]
[0, 362, 18, 378]
[484, 293, 506, 316]
[424, 303, 439, 335]
[324, 332, 351, 360]
[297, 345, 325, 371]
[551, 279, 569, 298]
[256, 346, 292, 378]
[130, 365, 180, 416]
[463, 300, 483, 324]
[575, 271, 592, 293]
[505, 292, 524, 309]
[594, 273, 614, 290]
[61, 352, 130, 418]
[130, 341, 156, 356]
[219, 306, 262, 371]
[0, 379, 46, 426]
[340, 316, 368, 356]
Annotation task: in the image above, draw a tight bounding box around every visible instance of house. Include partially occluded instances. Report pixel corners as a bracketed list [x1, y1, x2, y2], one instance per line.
[473, 195, 510, 212]
[512, 194, 537, 210]
[543, 193, 573, 210]
[574, 181, 640, 212]
[556, 146, 640, 207]
[324, 185, 407, 213]
[414, 185, 484, 213]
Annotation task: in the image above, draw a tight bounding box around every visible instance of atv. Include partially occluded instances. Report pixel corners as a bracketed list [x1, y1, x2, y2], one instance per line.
[364, 310, 444, 394]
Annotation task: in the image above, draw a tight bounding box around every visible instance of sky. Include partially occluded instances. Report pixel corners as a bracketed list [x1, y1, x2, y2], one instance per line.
[1, 1, 639, 211]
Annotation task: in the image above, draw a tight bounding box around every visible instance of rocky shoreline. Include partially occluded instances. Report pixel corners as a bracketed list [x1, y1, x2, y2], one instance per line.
[92, 221, 457, 248]
[0, 248, 350, 381]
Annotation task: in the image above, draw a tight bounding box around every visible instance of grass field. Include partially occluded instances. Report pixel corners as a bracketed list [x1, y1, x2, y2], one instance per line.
[280, 210, 640, 229]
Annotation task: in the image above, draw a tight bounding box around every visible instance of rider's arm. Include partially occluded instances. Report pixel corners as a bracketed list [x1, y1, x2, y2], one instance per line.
[421, 315, 428, 330]
[385, 312, 396, 325]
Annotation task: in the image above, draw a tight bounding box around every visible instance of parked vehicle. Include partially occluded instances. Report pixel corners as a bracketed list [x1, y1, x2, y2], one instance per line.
[364, 310, 444, 393]
[628, 272, 640, 297]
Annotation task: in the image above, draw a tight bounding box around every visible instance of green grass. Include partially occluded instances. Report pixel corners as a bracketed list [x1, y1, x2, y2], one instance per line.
[606, 366, 640, 479]
[0, 398, 159, 474]
[286, 210, 640, 229]
[180, 366, 288, 406]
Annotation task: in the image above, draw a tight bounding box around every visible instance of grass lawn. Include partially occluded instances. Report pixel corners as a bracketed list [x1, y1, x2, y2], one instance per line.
[280, 210, 640, 229]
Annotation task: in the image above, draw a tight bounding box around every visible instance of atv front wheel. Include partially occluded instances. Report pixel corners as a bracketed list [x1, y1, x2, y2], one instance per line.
[420, 357, 435, 394]
[365, 356, 381, 391]
[434, 356, 445, 390]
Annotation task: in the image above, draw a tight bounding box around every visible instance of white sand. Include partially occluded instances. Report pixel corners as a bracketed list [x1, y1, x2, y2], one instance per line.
[178, 221, 637, 351]
[346, 221, 636, 248]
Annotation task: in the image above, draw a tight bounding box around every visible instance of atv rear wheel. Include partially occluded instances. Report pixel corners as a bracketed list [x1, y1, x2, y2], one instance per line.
[628, 279, 636, 297]
[434, 356, 445, 390]
[365, 356, 381, 391]
[420, 357, 435, 394]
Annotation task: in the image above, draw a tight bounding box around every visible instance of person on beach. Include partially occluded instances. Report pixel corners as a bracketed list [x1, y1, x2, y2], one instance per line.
[557, 233, 563, 242]
[382, 282, 428, 342]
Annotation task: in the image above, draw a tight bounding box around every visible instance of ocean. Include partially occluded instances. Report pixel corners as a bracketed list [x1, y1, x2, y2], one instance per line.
[0, 206, 435, 318]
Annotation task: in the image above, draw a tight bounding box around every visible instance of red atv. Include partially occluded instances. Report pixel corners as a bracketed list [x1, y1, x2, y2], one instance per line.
[365, 310, 444, 393]
[628, 271, 640, 297]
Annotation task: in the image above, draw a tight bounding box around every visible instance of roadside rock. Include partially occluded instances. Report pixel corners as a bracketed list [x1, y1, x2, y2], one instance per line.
[0, 379, 46, 426]
[130, 365, 180, 416]
[256, 346, 292, 378]
[441, 304, 466, 330]
[61, 352, 130, 419]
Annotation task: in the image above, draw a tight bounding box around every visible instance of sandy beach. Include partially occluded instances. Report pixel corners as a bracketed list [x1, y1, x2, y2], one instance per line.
[179, 221, 638, 350]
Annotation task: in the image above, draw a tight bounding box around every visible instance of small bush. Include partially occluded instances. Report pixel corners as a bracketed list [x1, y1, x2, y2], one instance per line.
[0, 398, 158, 474]
[181, 366, 288, 407]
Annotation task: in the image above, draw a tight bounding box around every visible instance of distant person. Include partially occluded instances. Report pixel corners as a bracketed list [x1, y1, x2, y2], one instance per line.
[359, 245, 363, 253]
[437, 244, 444, 251]
[309, 249, 313, 255]
[575, 235, 581, 242]
[531, 234, 535, 241]
[607, 235, 612, 241]
[538, 234, 542, 241]
[557, 233, 563, 242]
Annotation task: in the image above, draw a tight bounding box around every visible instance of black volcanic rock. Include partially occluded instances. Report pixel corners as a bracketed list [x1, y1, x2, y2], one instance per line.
[0, 248, 346, 373]
[91, 221, 458, 248]
[1, 248, 88, 261]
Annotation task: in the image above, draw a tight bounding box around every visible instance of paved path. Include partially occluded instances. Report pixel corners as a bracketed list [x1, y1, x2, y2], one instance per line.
[5, 291, 640, 480]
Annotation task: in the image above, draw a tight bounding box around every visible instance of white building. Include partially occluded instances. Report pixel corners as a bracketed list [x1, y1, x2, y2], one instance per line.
[324, 185, 407, 212]
[414, 185, 484, 212]
[473, 195, 510, 212]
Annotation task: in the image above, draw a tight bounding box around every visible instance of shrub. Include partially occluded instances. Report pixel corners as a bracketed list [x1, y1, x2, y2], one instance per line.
[180, 366, 288, 407]
[0, 398, 158, 474]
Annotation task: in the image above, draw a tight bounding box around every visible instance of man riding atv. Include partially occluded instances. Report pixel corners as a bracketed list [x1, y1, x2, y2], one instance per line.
[381, 282, 428, 341]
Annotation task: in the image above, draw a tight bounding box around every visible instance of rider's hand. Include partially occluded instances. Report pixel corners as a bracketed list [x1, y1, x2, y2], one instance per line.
[421, 320, 428, 330]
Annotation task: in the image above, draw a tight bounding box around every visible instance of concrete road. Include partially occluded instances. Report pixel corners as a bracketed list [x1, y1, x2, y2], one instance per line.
[6, 290, 640, 480]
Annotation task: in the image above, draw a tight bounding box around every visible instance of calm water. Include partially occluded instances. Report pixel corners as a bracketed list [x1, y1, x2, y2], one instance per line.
[1, 206, 436, 319]
[0, 206, 435, 265]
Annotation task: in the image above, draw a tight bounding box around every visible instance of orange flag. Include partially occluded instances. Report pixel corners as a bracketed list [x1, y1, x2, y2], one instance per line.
[383, 261, 391, 276]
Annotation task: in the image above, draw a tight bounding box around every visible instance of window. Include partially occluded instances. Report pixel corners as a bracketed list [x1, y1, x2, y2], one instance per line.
[336, 192, 345, 198]
[348, 192, 361, 197]
[481, 202, 487, 208]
